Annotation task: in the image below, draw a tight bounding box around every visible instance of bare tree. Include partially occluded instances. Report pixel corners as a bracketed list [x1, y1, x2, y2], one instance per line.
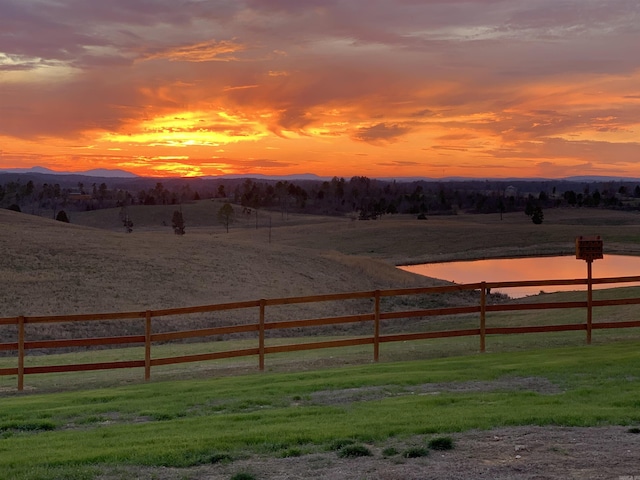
[217, 202, 235, 233]
[119, 207, 133, 233]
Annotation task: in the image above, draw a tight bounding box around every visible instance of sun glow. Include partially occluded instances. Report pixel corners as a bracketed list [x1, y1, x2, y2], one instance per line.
[99, 110, 269, 147]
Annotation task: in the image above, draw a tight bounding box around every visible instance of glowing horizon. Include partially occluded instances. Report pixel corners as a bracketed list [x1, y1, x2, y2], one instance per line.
[1, 1, 639, 178]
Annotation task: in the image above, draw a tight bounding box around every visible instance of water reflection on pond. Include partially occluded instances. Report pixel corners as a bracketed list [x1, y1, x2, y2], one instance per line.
[399, 254, 640, 298]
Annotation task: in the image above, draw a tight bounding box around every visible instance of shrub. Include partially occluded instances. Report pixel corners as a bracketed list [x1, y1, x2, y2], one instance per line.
[531, 206, 544, 224]
[382, 447, 399, 457]
[428, 436, 455, 451]
[402, 447, 429, 458]
[260, 442, 289, 453]
[230, 473, 256, 480]
[56, 210, 70, 223]
[279, 448, 303, 458]
[337, 444, 372, 458]
[328, 438, 356, 451]
[0, 421, 56, 432]
[210, 453, 233, 464]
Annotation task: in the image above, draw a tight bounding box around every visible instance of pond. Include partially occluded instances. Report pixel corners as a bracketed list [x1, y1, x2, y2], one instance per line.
[399, 254, 640, 298]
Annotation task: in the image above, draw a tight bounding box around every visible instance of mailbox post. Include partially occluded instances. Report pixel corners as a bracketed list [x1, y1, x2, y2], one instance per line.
[575, 236, 603, 344]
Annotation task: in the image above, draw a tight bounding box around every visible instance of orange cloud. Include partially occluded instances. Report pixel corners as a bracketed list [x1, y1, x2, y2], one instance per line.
[141, 40, 247, 63]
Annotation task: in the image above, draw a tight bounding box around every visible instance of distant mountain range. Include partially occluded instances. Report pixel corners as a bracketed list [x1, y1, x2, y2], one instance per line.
[0, 166, 139, 178]
[1, 166, 640, 183]
[199, 173, 329, 181]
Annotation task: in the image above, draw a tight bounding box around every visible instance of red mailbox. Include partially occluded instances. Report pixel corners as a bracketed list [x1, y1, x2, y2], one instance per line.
[575, 235, 603, 262]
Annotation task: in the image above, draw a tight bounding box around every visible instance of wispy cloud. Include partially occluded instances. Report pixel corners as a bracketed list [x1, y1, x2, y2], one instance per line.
[142, 40, 247, 63]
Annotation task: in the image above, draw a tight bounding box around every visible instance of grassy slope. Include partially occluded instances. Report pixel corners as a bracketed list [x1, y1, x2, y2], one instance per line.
[0, 207, 432, 318]
[7, 204, 640, 319]
[71, 199, 640, 263]
[253, 207, 640, 264]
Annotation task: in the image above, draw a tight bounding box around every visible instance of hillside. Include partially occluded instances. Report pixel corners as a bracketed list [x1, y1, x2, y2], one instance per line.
[4, 204, 640, 336]
[6, 204, 640, 317]
[0, 208, 435, 320]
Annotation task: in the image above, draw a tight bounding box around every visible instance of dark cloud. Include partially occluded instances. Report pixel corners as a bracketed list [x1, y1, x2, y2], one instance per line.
[410, 109, 435, 118]
[0, 0, 239, 69]
[507, 0, 640, 32]
[376, 160, 421, 167]
[243, 0, 336, 13]
[352, 123, 412, 145]
[0, 1, 102, 63]
[484, 138, 640, 167]
[436, 133, 479, 141]
[0, 72, 144, 138]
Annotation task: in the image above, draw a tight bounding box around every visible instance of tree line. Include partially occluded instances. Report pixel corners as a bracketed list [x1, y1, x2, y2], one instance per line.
[3, 174, 640, 225]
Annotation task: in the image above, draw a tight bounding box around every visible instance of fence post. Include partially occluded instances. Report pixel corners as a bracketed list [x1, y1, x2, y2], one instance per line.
[18, 316, 24, 392]
[587, 260, 593, 345]
[259, 299, 266, 371]
[145, 311, 151, 381]
[480, 283, 486, 353]
[374, 290, 381, 362]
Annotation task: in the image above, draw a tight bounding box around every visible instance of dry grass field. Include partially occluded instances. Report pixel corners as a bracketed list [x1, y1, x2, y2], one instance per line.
[4, 203, 640, 321]
[2, 202, 640, 354]
[0, 206, 422, 319]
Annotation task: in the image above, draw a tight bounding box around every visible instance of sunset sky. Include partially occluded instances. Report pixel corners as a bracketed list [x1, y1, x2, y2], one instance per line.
[1, 0, 639, 178]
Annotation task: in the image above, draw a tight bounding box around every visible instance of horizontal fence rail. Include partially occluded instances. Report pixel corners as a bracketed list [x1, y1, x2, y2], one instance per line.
[2, 275, 640, 391]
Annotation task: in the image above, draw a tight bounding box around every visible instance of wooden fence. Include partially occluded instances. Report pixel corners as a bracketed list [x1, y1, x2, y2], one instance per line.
[2, 275, 640, 391]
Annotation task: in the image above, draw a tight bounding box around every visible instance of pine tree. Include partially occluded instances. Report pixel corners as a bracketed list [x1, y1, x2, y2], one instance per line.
[172, 210, 185, 235]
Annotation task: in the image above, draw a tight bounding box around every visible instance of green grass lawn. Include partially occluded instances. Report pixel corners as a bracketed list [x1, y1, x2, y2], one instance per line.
[1, 341, 639, 479]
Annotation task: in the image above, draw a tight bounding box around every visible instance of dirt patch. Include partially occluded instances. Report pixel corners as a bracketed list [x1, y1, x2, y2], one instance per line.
[307, 376, 562, 405]
[98, 426, 640, 479]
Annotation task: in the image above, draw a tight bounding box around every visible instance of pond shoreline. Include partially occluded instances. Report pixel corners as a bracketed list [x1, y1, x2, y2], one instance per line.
[399, 254, 640, 298]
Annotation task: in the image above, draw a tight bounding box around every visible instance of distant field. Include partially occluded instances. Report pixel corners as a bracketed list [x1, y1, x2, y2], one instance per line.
[5, 204, 640, 316]
[83, 201, 640, 261]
